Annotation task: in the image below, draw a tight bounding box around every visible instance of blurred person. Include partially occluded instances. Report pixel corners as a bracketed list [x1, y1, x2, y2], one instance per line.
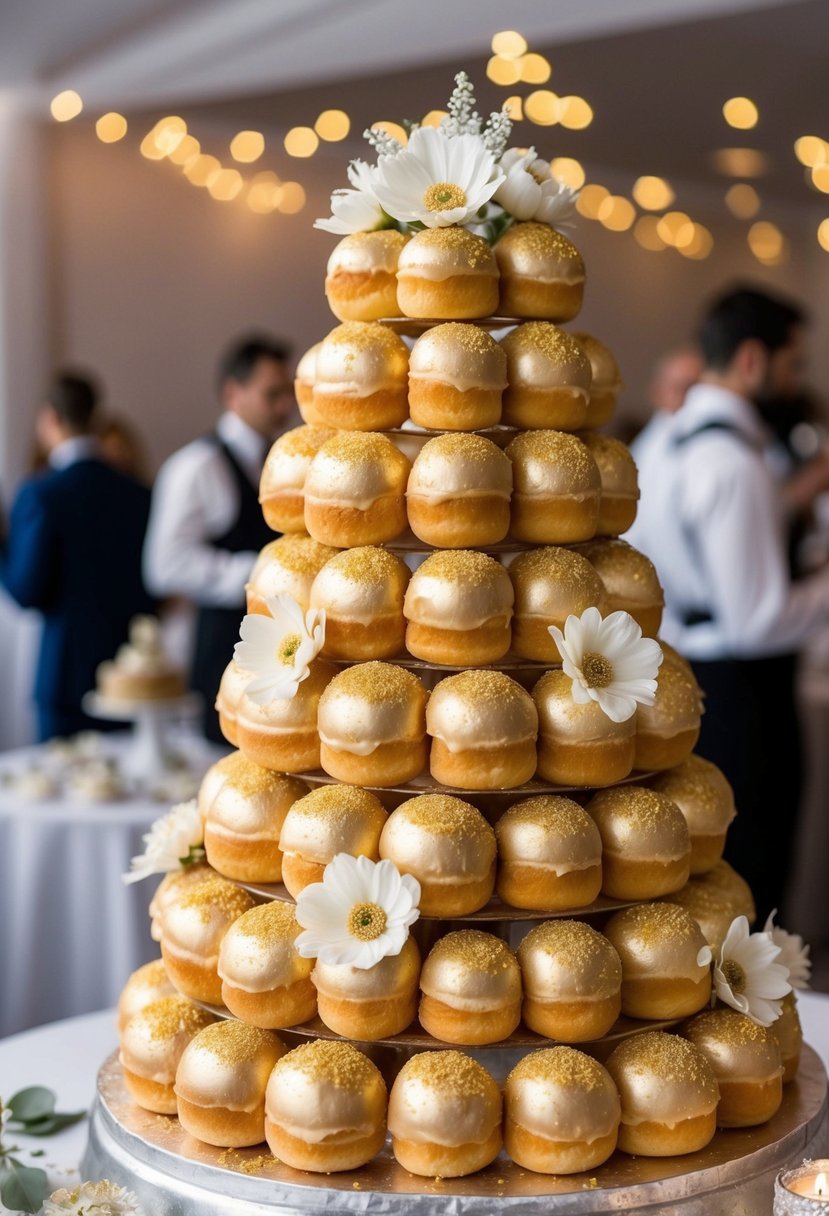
[99, 415, 150, 484]
[630, 285, 829, 920]
[0, 372, 154, 741]
[143, 334, 294, 741]
[629, 345, 702, 478]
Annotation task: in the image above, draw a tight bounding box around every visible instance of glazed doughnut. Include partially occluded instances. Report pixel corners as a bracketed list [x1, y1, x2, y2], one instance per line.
[117, 959, 177, 1031]
[606, 1031, 719, 1156]
[120, 995, 216, 1115]
[579, 433, 639, 537]
[770, 993, 803, 1084]
[312, 935, 421, 1039]
[310, 546, 410, 660]
[650, 756, 737, 875]
[634, 664, 702, 772]
[604, 902, 712, 1019]
[509, 546, 607, 662]
[683, 1009, 783, 1127]
[294, 342, 323, 425]
[245, 535, 340, 616]
[408, 322, 507, 431]
[570, 333, 622, 429]
[175, 1021, 286, 1148]
[517, 919, 622, 1042]
[506, 430, 600, 545]
[279, 784, 388, 898]
[501, 323, 591, 431]
[197, 750, 251, 821]
[427, 670, 538, 790]
[317, 662, 428, 786]
[304, 432, 411, 548]
[235, 659, 336, 773]
[505, 1047, 620, 1174]
[160, 874, 255, 1005]
[259, 425, 334, 533]
[406, 433, 513, 548]
[264, 1040, 387, 1172]
[324, 229, 409, 321]
[379, 794, 496, 916]
[495, 222, 585, 321]
[404, 550, 513, 665]
[313, 321, 409, 430]
[148, 863, 212, 944]
[666, 861, 757, 950]
[419, 930, 522, 1045]
[388, 1051, 502, 1177]
[576, 539, 664, 638]
[218, 901, 317, 1029]
[495, 795, 603, 911]
[203, 765, 308, 883]
[214, 660, 251, 747]
[397, 227, 499, 320]
[532, 668, 636, 787]
[586, 786, 691, 900]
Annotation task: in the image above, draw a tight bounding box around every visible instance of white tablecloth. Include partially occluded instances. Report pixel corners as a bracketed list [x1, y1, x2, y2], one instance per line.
[0, 733, 225, 1037]
[0, 995, 827, 1211]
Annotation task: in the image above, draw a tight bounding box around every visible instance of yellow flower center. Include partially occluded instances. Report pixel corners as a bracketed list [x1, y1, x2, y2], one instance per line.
[277, 634, 301, 664]
[423, 181, 467, 211]
[721, 960, 746, 993]
[581, 651, 614, 689]
[347, 901, 388, 941]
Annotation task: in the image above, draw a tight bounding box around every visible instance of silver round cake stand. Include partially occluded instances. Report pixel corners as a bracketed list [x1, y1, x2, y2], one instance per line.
[82, 1048, 829, 1216]
[82, 692, 202, 791]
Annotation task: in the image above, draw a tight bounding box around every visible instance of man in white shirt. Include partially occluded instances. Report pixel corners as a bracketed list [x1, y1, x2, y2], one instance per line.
[630, 286, 829, 919]
[144, 335, 294, 740]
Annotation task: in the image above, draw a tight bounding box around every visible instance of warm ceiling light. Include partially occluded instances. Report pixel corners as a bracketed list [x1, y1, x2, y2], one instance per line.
[811, 164, 829, 194]
[673, 218, 698, 249]
[208, 168, 244, 201]
[725, 182, 760, 218]
[748, 220, 786, 264]
[712, 147, 770, 177]
[722, 97, 758, 130]
[315, 109, 351, 141]
[519, 53, 551, 84]
[524, 90, 559, 126]
[420, 110, 448, 129]
[278, 181, 306, 214]
[371, 121, 408, 146]
[656, 210, 692, 245]
[169, 134, 200, 166]
[818, 218, 829, 252]
[576, 183, 609, 219]
[794, 135, 828, 167]
[597, 195, 636, 232]
[551, 157, 585, 190]
[230, 130, 265, 163]
[487, 55, 522, 86]
[491, 30, 528, 58]
[503, 96, 523, 121]
[558, 96, 593, 130]
[679, 224, 714, 260]
[152, 116, 187, 156]
[95, 112, 127, 143]
[184, 154, 221, 186]
[634, 215, 667, 251]
[50, 90, 83, 122]
[139, 132, 166, 160]
[247, 182, 279, 214]
[631, 175, 674, 211]
[284, 126, 319, 157]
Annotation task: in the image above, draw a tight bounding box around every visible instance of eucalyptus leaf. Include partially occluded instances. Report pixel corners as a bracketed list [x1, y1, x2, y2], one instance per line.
[7, 1087, 55, 1124]
[0, 1158, 48, 1213]
[18, 1110, 86, 1136]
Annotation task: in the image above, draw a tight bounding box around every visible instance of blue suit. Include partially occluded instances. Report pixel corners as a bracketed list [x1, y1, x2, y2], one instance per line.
[0, 458, 155, 740]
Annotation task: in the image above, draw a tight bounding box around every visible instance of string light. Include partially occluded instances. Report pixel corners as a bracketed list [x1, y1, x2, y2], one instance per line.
[278, 182, 306, 214]
[712, 148, 769, 177]
[748, 220, 786, 264]
[722, 97, 758, 129]
[315, 110, 351, 141]
[656, 210, 693, 246]
[95, 113, 127, 143]
[558, 96, 593, 130]
[519, 53, 552, 84]
[491, 30, 527, 58]
[139, 132, 166, 161]
[183, 154, 221, 186]
[817, 219, 829, 252]
[576, 184, 609, 219]
[550, 157, 585, 189]
[634, 215, 667, 251]
[679, 224, 714, 259]
[230, 131, 265, 163]
[524, 90, 559, 125]
[247, 172, 282, 214]
[725, 183, 760, 218]
[169, 135, 200, 167]
[207, 168, 244, 201]
[794, 136, 828, 167]
[597, 195, 636, 231]
[487, 55, 522, 86]
[50, 90, 83, 122]
[284, 126, 319, 157]
[632, 176, 674, 210]
[811, 165, 829, 193]
[152, 117, 187, 157]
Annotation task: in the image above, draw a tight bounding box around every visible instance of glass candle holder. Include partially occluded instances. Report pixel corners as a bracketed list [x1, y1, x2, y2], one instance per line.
[775, 1161, 829, 1214]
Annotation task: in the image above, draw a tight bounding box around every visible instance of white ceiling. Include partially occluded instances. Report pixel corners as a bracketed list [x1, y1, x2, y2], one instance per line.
[0, 0, 810, 108]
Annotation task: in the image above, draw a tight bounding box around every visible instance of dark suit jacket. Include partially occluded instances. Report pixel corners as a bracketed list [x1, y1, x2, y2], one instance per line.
[0, 458, 155, 714]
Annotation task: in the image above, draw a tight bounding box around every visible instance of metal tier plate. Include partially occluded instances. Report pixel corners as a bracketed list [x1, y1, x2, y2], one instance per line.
[82, 1049, 829, 1216]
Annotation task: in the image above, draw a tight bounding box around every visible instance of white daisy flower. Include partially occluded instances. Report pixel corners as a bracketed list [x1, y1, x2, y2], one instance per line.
[495, 147, 578, 226]
[763, 909, 811, 990]
[315, 160, 388, 235]
[371, 126, 504, 228]
[42, 1180, 143, 1215]
[295, 853, 421, 969]
[714, 915, 792, 1026]
[234, 594, 325, 706]
[549, 606, 663, 723]
[122, 799, 203, 885]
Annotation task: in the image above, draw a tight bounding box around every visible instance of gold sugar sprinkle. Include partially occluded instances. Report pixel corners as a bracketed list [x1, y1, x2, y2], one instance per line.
[519, 919, 619, 983]
[399, 794, 495, 844]
[511, 546, 601, 593]
[321, 661, 425, 707]
[291, 784, 385, 827]
[428, 929, 517, 976]
[223, 757, 303, 800]
[321, 431, 408, 469]
[437, 668, 533, 709]
[418, 431, 510, 465]
[234, 900, 298, 944]
[505, 322, 591, 372]
[347, 229, 407, 251]
[409, 227, 495, 269]
[402, 1050, 494, 1098]
[132, 958, 169, 985]
[327, 321, 408, 352]
[686, 1009, 772, 1047]
[193, 1020, 278, 1067]
[180, 876, 254, 924]
[510, 1046, 606, 1090]
[645, 664, 703, 718]
[415, 549, 506, 587]
[570, 332, 621, 383]
[275, 1039, 381, 1091]
[423, 322, 501, 357]
[265, 535, 340, 575]
[497, 795, 593, 838]
[610, 902, 702, 947]
[608, 1031, 718, 1094]
[140, 995, 214, 1041]
[576, 539, 661, 592]
[506, 429, 596, 479]
[588, 785, 682, 830]
[499, 222, 582, 266]
[270, 426, 333, 459]
[326, 546, 407, 584]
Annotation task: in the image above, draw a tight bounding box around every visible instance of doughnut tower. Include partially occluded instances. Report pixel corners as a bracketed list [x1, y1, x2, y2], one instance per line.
[104, 126, 826, 1209]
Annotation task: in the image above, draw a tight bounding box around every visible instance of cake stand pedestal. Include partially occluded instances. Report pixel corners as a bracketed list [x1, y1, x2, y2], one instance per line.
[82, 693, 203, 792]
[82, 1049, 829, 1216]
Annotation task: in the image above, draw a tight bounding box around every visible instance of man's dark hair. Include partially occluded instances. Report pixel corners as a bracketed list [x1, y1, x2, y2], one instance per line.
[698, 286, 805, 371]
[217, 334, 292, 388]
[47, 372, 99, 432]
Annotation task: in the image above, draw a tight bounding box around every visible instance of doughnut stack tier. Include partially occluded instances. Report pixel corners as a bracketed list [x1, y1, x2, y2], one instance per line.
[121, 224, 804, 1181]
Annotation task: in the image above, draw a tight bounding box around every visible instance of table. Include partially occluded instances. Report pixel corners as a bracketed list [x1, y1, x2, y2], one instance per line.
[0, 994, 827, 1213]
[0, 732, 226, 1038]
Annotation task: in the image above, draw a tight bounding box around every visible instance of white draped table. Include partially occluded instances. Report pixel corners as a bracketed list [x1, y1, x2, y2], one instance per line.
[0, 995, 827, 1213]
[0, 733, 225, 1037]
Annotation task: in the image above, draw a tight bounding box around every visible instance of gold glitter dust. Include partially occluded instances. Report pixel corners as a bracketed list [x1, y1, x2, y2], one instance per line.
[414, 549, 507, 587]
[588, 785, 683, 832]
[505, 322, 591, 372]
[576, 539, 662, 596]
[519, 919, 621, 986]
[260, 535, 340, 575]
[274, 1039, 383, 1092]
[325, 546, 408, 584]
[497, 794, 595, 838]
[422, 322, 501, 358]
[407, 227, 495, 269]
[436, 668, 533, 709]
[401, 1050, 495, 1098]
[191, 1020, 279, 1067]
[347, 901, 388, 941]
[398, 794, 495, 845]
[506, 429, 597, 480]
[234, 900, 298, 944]
[320, 431, 409, 470]
[610, 902, 702, 949]
[269, 426, 333, 459]
[320, 661, 426, 707]
[498, 221, 584, 267]
[510, 546, 602, 593]
[510, 1045, 607, 1090]
[327, 321, 409, 353]
[423, 182, 467, 211]
[427, 929, 517, 976]
[140, 995, 214, 1041]
[418, 431, 511, 466]
[608, 1031, 718, 1094]
[179, 876, 254, 924]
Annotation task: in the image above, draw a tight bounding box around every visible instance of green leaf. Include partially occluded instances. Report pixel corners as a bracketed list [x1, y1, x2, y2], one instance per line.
[0, 1158, 48, 1213]
[28, 1150, 45, 1158]
[7, 1088, 55, 1124]
[18, 1110, 86, 1136]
